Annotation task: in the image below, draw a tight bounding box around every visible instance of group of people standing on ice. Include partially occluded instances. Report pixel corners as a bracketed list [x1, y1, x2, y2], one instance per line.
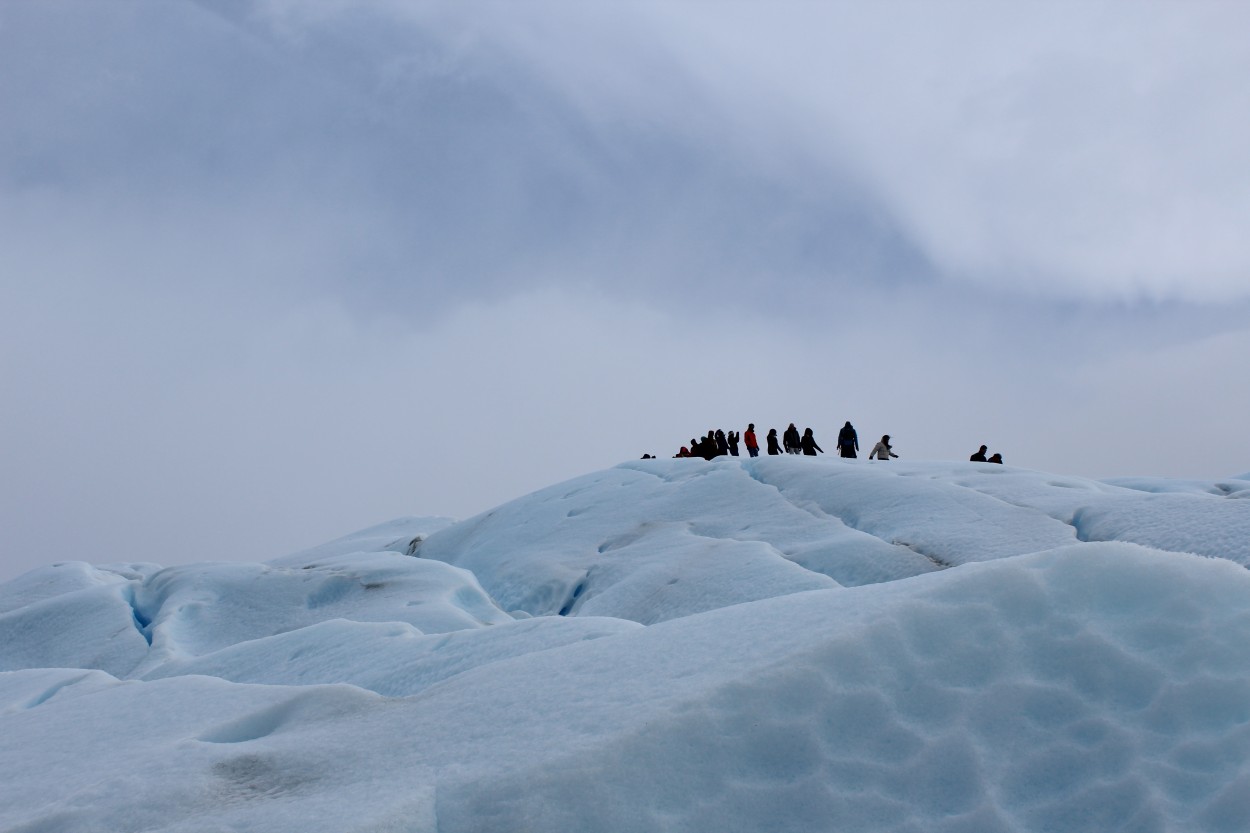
[661, 423, 1007, 465]
[969, 445, 1005, 464]
[674, 421, 899, 461]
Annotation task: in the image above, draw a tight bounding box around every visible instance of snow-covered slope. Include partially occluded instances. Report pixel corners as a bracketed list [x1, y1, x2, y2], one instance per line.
[2, 458, 1249, 832]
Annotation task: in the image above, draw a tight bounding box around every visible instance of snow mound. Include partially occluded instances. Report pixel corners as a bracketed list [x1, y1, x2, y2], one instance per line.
[265, 515, 456, 566]
[4, 458, 1250, 832]
[139, 615, 641, 696]
[2, 552, 513, 680]
[424, 543, 1250, 833]
[417, 459, 942, 620]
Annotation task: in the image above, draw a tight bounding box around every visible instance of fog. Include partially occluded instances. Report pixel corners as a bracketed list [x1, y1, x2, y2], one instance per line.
[2, 0, 1247, 580]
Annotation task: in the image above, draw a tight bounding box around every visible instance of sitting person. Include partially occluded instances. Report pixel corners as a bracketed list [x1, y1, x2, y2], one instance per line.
[970, 445, 988, 462]
[988, 453, 1003, 464]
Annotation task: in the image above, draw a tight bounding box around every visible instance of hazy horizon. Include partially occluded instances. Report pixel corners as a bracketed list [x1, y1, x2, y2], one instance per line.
[3, 0, 1248, 581]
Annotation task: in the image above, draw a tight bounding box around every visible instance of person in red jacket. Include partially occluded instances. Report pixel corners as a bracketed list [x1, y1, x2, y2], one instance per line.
[744, 424, 760, 457]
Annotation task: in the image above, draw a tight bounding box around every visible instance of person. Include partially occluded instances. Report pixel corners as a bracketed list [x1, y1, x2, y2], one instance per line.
[675, 446, 691, 458]
[783, 423, 801, 455]
[837, 422, 859, 458]
[800, 427, 823, 456]
[970, 445, 988, 462]
[727, 430, 740, 457]
[641, 453, 654, 459]
[988, 453, 1004, 464]
[688, 437, 703, 458]
[869, 434, 899, 460]
[744, 424, 760, 458]
[715, 429, 729, 457]
[766, 428, 782, 455]
[703, 431, 720, 460]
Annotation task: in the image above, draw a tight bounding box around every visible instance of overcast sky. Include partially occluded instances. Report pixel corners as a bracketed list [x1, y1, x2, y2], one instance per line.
[3, 0, 1249, 581]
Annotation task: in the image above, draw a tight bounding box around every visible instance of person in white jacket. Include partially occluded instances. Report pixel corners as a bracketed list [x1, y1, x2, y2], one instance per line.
[869, 435, 899, 460]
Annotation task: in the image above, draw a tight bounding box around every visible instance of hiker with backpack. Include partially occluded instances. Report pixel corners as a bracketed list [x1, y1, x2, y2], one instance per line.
[837, 422, 859, 458]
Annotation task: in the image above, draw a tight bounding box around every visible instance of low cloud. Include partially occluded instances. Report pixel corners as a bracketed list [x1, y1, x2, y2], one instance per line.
[2, 1, 1247, 580]
[14, 0, 1249, 310]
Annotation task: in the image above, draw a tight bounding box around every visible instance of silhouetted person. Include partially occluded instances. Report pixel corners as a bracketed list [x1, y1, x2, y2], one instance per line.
[704, 431, 720, 460]
[727, 430, 740, 457]
[870, 434, 899, 460]
[988, 453, 1003, 464]
[766, 428, 782, 455]
[715, 430, 729, 457]
[783, 423, 801, 455]
[689, 437, 704, 458]
[800, 427, 823, 456]
[744, 424, 760, 458]
[970, 445, 988, 462]
[837, 421, 859, 458]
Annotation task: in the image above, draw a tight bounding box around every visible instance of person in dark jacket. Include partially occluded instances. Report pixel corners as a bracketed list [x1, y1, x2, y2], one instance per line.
[744, 424, 760, 458]
[766, 428, 782, 455]
[970, 445, 988, 462]
[727, 430, 740, 456]
[988, 453, 1003, 464]
[837, 421, 859, 458]
[715, 430, 729, 457]
[783, 423, 801, 455]
[703, 431, 720, 460]
[800, 427, 823, 456]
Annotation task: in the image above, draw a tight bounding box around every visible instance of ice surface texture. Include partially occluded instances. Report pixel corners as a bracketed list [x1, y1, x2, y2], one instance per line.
[3, 459, 1250, 832]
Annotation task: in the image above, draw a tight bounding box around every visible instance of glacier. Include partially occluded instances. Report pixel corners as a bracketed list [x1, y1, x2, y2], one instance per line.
[2, 457, 1250, 832]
